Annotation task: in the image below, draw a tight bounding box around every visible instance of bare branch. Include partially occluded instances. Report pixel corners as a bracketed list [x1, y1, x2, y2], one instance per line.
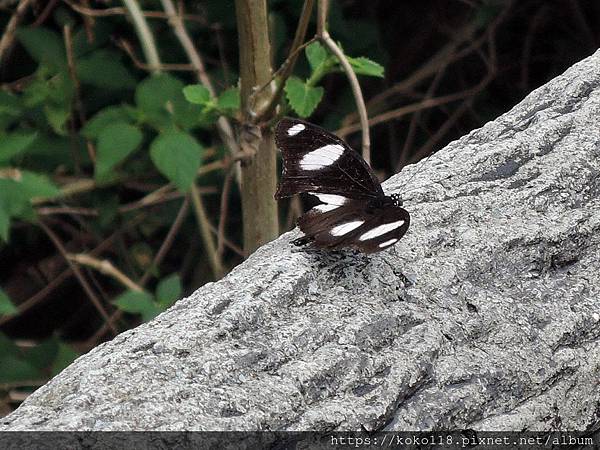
[256, 0, 315, 121]
[121, 0, 161, 72]
[63, 0, 209, 24]
[67, 254, 144, 293]
[38, 222, 118, 334]
[63, 24, 96, 165]
[317, 0, 371, 163]
[336, 78, 492, 139]
[0, 0, 33, 64]
[217, 167, 235, 258]
[139, 197, 190, 286]
[159, 0, 240, 159]
[190, 184, 224, 279]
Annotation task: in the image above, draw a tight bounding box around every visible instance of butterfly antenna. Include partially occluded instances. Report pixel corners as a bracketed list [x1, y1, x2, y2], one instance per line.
[397, 149, 440, 193]
[396, 148, 470, 196]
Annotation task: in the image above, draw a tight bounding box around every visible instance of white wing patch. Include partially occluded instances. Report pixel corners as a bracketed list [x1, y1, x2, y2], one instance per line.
[378, 238, 398, 248]
[300, 144, 344, 170]
[359, 219, 405, 241]
[309, 193, 348, 206]
[330, 220, 364, 236]
[287, 123, 305, 136]
[313, 204, 338, 213]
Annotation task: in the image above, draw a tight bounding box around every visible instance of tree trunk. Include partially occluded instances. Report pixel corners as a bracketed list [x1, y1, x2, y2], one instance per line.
[235, 0, 279, 256]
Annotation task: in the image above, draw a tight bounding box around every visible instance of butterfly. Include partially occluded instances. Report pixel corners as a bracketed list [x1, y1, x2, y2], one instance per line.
[274, 117, 410, 253]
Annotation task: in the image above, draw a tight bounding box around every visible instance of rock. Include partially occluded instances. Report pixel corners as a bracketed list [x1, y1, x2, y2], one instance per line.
[2, 50, 600, 434]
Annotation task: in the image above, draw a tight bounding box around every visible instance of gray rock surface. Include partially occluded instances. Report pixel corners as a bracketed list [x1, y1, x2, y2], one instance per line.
[2, 50, 600, 433]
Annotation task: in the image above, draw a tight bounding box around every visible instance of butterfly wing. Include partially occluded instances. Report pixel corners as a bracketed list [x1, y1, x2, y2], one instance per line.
[275, 117, 384, 201]
[297, 199, 410, 253]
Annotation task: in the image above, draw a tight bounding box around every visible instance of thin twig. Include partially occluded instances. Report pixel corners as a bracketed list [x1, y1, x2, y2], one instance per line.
[159, 0, 240, 159]
[67, 253, 144, 292]
[0, 214, 148, 327]
[38, 221, 118, 334]
[32, 0, 59, 26]
[208, 222, 244, 257]
[408, 98, 474, 166]
[252, 37, 316, 113]
[336, 82, 487, 139]
[317, 0, 371, 163]
[399, 64, 448, 167]
[0, 270, 71, 326]
[63, 0, 210, 24]
[256, 0, 315, 121]
[0, 0, 33, 64]
[139, 196, 190, 286]
[64, 24, 96, 165]
[122, 0, 161, 73]
[119, 186, 215, 213]
[217, 167, 235, 257]
[190, 183, 224, 279]
[117, 38, 195, 71]
[37, 206, 99, 216]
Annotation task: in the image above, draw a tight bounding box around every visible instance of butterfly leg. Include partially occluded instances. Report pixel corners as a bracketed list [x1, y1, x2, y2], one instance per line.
[292, 235, 313, 247]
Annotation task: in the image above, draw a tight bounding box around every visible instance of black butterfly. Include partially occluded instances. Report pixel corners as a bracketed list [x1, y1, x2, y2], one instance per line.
[274, 117, 410, 253]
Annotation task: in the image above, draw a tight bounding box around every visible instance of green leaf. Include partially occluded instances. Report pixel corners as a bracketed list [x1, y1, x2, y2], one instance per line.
[0, 332, 18, 356]
[24, 338, 59, 371]
[0, 289, 17, 315]
[347, 56, 384, 78]
[82, 106, 133, 139]
[183, 85, 211, 106]
[44, 104, 71, 135]
[0, 355, 40, 383]
[51, 342, 79, 376]
[113, 290, 160, 322]
[18, 171, 61, 199]
[284, 77, 324, 118]
[0, 132, 38, 164]
[0, 170, 60, 241]
[0, 205, 9, 241]
[77, 50, 136, 90]
[306, 42, 327, 71]
[136, 74, 201, 130]
[17, 27, 66, 69]
[0, 91, 22, 117]
[217, 88, 240, 113]
[95, 123, 143, 179]
[150, 131, 203, 192]
[156, 274, 182, 309]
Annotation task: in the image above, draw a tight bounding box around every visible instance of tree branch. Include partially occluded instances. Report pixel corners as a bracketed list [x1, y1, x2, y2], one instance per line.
[121, 0, 161, 72]
[67, 254, 144, 293]
[256, 0, 315, 121]
[316, 0, 371, 163]
[190, 184, 224, 279]
[38, 222, 118, 334]
[159, 0, 240, 161]
[0, 0, 33, 64]
[139, 197, 190, 286]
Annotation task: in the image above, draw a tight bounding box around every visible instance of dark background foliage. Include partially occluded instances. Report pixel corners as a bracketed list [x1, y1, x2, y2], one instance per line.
[0, 0, 598, 416]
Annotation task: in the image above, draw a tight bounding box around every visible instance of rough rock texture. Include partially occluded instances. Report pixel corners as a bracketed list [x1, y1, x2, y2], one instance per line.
[2, 51, 600, 433]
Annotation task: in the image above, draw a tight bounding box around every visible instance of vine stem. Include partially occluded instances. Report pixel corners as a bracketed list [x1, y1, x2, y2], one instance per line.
[121, 0, 161, 72]
[316, 0, 371, 163]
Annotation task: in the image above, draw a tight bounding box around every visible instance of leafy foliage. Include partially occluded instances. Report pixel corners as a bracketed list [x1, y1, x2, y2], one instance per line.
[284, 77, 324, 118]
[0, 289, 17, 316]
[150, 130, 203, 192]
[95, 123, 143, 180]
[0, 0, 594, 419]
[284, 42, 384, 117]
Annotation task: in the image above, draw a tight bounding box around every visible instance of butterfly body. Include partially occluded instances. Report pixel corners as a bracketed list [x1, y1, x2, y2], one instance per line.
[275, 118, 410, 253]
